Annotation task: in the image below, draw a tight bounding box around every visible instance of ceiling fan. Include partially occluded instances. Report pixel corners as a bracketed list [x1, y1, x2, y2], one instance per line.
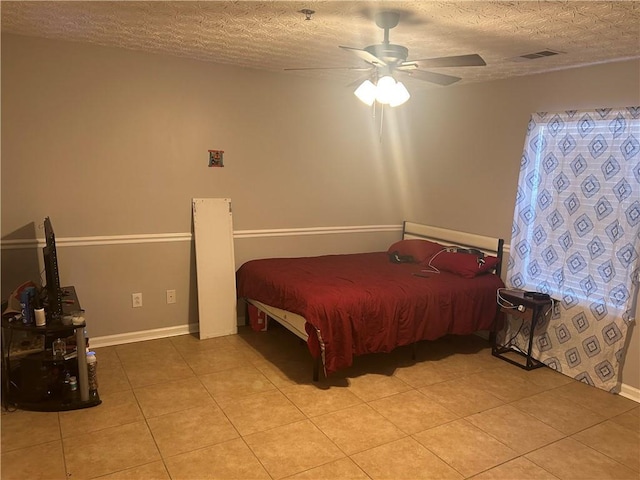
[286, 11, 486, 106]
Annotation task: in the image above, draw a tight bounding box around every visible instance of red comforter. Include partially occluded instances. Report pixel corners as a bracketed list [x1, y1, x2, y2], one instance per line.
[236, 252, 504, 375]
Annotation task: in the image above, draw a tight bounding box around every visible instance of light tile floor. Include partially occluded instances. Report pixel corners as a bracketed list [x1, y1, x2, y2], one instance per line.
[2, 325, 638, 480]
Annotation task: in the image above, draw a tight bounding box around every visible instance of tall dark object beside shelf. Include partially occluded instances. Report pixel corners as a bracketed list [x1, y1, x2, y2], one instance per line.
[1, 286, 101, 411]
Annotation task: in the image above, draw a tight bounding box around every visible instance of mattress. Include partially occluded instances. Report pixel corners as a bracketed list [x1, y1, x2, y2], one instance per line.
[237, 251, 504, 375]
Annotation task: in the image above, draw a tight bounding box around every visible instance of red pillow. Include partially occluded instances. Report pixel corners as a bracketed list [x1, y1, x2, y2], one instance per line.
[387, 239, 444, 264]
[427, 251, 500, 278]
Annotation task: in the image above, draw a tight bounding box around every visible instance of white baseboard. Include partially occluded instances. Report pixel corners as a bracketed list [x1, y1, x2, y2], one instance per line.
[620, 383, 640, 404]
[90, 324, 199, 348]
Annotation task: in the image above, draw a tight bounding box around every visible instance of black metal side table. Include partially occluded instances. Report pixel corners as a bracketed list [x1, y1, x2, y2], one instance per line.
[492, 289, 553, 370]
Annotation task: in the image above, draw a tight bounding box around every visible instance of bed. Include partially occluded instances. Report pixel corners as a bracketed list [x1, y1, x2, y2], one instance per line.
[236, 221, 505, 380]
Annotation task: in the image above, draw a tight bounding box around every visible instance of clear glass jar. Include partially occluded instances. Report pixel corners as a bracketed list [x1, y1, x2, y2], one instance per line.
[52, 338, 66, 358]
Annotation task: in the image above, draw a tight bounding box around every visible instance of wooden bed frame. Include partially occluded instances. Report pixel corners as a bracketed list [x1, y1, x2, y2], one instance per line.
[244, 221, 504, 381]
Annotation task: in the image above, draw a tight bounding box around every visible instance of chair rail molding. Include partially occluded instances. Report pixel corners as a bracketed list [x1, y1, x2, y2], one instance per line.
[1, 224, 403, 249]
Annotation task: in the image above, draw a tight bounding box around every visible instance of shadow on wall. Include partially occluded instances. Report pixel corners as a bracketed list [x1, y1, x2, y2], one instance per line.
[188, 237, 199, 332]
[1, 222, 42, 299]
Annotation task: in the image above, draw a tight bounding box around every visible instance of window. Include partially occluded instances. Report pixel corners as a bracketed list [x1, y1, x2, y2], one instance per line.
[507, 107, 640, 392]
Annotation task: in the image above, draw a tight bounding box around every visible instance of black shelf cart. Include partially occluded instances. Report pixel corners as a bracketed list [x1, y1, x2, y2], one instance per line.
[1, 286, 101, 411]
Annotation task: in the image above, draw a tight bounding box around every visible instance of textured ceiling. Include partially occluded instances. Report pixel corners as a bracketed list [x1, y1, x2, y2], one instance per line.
[2, 1, 639, 89]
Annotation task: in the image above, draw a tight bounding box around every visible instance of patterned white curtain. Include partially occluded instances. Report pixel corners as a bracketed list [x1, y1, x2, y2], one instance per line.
[506, 107, 640, 392]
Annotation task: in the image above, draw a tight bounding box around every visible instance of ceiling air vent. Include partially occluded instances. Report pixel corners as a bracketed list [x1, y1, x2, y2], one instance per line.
[509, 49, 564, 62]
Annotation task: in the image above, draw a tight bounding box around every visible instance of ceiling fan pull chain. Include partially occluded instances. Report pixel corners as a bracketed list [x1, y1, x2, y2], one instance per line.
[379, 104, 385, 143]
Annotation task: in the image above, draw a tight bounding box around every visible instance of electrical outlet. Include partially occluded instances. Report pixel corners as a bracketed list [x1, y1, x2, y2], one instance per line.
[132, 293, 143, 308]
[166, 289, 176, 304]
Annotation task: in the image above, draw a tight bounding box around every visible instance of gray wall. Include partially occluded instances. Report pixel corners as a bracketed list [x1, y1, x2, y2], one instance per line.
[2, 34, 638, 389]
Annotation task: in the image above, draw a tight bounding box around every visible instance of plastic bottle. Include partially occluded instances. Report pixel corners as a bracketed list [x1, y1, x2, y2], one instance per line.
[86, 351, 98, 397]
[20, 288, 34, 325]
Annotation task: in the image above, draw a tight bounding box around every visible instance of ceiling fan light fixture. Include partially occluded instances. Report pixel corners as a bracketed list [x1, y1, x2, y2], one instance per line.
[375, 75, 397, 104]
[354, 79, 376, 106]
[389, 81, 410, 107]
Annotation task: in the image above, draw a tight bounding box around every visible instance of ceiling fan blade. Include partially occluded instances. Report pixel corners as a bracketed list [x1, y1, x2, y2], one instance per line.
[396, 62, 418, 71]
[409, 54, 486, 68]
[339, 46, 387, 67]
[346, 72, 375, 88]
[284, 66, 371, 72]
[407, 70, 462, 86]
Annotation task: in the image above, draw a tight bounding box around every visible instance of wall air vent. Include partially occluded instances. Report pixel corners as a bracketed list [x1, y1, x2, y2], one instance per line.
[509, 49, 564, 62]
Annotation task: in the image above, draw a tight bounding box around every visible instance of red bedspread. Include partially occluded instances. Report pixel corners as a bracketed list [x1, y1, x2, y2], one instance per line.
[236, 252, 504, 375]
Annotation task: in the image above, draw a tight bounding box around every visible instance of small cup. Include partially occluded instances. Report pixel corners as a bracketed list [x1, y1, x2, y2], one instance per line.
[35, 308, 46, 327]
[61, 314, 74, 326]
